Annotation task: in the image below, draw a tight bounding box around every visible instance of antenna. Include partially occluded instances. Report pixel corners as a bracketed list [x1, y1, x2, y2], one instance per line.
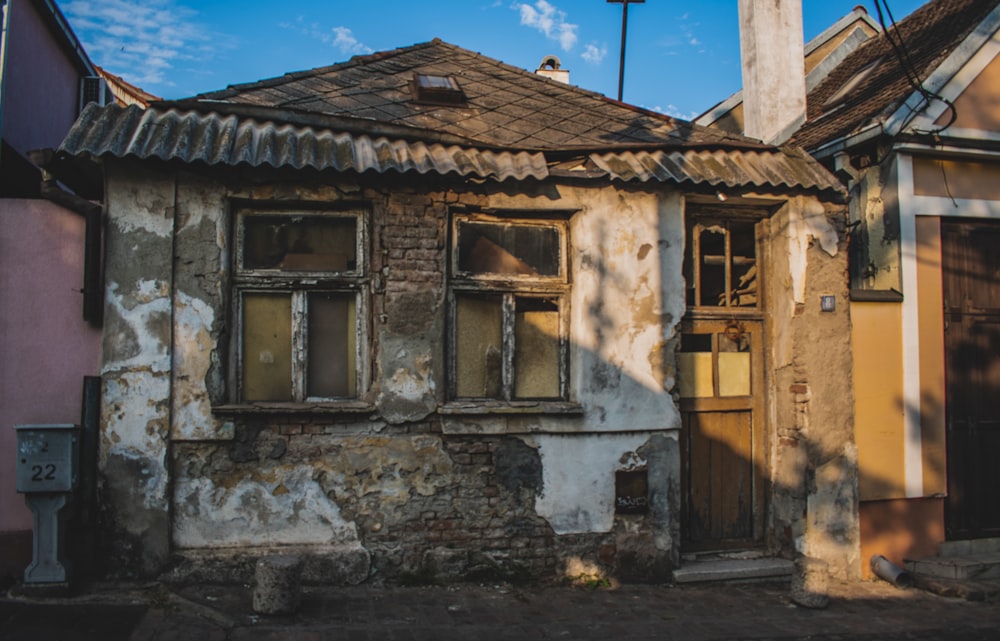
[607, 0, 645, 102]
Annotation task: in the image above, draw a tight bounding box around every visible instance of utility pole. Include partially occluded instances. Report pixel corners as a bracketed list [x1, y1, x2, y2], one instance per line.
[607, 0, 644, 102]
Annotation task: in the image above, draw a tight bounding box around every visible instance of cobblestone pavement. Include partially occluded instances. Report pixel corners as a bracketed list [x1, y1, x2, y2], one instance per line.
[3, 579, 999, 641]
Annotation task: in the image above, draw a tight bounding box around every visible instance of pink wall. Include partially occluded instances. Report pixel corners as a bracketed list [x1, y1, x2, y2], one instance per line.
[2, 0, 87, 156]
[0, 199, 101, 533]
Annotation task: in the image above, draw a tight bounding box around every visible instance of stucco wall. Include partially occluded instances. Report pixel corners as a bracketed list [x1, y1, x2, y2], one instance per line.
[0, 198, 101, 575]
[98, 164, 685, 582]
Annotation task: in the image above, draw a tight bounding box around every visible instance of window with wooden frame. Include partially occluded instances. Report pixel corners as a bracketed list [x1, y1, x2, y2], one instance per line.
[684, 217, 760, 310]
[448, 213, 569, 401]
[233, 208, 367, 403]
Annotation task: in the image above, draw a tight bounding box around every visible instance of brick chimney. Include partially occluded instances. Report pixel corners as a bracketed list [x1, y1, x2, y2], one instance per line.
[738, 0, 807, 144]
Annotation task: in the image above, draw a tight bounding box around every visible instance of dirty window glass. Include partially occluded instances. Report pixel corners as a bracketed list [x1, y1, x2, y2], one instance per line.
[457, 220, 561, 277]
[243, 215, 357, 272]
[307, 293, 357, 398]
[513, 298, 560, 398]
[235, 209, 365, 404]
[456, 295, 503, 398]
[243, 294, 293, 402]
[450, 214, 568, 402]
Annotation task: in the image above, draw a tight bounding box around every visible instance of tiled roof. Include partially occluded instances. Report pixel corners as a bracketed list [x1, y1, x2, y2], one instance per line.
[793, 0, 1000, 151]
[60, 39, 843, 196]
[181, 39, 761, 152]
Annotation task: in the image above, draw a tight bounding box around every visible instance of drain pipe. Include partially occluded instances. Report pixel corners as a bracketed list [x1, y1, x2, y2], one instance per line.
[871, 554, 914, 587]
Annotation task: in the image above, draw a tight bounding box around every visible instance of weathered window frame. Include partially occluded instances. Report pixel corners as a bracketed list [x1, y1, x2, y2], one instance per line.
[684, 213, 764, 313]
[230, 206, 369, 405]
[447, 212, 570, 403]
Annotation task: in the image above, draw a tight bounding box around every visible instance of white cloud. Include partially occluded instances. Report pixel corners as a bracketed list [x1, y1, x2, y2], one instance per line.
[652, 104, 699, 121]
[514, 1, 578, 51]
[582, 43, 607, 64]
[332, 27, 373, 55]
[278, 18, 372, 56]
[60, 0, 227, 90]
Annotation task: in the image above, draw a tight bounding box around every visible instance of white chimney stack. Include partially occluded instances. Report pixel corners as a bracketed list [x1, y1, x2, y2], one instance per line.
[535, 55, 570, 84]
[738, 0, 807, 144]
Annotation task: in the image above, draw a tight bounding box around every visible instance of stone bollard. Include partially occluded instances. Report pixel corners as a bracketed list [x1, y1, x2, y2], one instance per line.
[790, 556, 829, 609]
[253, 555, 303, 615]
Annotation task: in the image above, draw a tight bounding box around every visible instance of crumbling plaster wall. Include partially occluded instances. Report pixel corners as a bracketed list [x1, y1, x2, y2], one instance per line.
[99, 165, 685, 581]
[767, 196, 859, 580]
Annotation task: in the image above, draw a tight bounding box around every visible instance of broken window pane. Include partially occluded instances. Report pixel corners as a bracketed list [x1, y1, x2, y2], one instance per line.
[729, 221, 757, 308]
[455, 295, 503, 398]
[243, 215, 357, 272]
[307, 293, 356, 398]
[514, 298, 560, 398]
[685, 219, 758, 308]
[457, 221, 561, 277]
[243, 294, 293, 401]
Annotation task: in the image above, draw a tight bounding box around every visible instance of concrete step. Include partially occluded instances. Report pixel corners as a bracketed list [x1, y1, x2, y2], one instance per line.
[905, 552, 1000, 581]
[939, 537, 1000, 558]
[673, 557, 793, 584]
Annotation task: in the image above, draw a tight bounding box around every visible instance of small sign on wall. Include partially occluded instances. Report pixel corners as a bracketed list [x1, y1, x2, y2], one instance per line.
[615, 470, 649, 515]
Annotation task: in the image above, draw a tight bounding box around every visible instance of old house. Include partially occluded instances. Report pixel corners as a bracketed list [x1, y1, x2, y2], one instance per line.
[702, 0, 1000, 577]
[56, 38, 857, 584]
[0, 0, 113, 582]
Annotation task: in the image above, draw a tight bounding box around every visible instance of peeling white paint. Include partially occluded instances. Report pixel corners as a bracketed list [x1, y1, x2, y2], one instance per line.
[102, 370, 170, 459]
[172, 291, 232, 440]
[103, 280, 172, 374]
[529, 433, 651, 534]
[174, 465, 360, 548]
[788, 198, 840, 306]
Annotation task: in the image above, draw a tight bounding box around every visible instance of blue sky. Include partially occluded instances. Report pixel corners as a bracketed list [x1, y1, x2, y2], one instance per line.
[56, 0, 927, 120]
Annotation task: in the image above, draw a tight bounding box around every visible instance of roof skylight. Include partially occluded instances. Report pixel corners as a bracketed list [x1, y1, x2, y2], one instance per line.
[412, 73, 466, 106]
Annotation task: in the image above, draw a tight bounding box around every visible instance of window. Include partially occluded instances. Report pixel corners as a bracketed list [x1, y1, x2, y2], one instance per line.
[684, 217, 759, 309]
[449, 214, 569, 401]
[234, 208, 366, 403]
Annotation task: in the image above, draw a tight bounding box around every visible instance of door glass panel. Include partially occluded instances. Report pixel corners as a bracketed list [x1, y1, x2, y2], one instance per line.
[243, 293, 292, 401]
[307, 293, 356, 398]
[456, 295, 503, 398]
[718, 329, 751, 397]
[678, 333, 714, 398]
[514, 298, 560, 398]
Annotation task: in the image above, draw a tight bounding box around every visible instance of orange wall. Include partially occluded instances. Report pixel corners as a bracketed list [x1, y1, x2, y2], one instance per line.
[937, 51, 1000, 132]
[913, 158, 1000, 201]
[852, 302, 906, 500]
[860, 498, 944, 579]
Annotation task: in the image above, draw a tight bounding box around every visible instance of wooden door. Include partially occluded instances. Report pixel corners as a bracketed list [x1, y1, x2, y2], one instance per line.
[942, 220, 1000, 540]
[679, 318, 766, 550]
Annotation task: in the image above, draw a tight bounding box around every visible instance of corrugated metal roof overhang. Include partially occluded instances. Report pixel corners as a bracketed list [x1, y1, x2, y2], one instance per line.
[59, 104, 844, 197]
[583, 149, 844, 194]
[59, 104, 550, 181]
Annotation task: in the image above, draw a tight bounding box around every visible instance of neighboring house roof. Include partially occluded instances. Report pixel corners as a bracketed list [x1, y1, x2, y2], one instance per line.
[60, 39, 842, 197]
[696, 6, 881, 135]
[96, 66, 161, 107]
[793, 0, 1000, 153]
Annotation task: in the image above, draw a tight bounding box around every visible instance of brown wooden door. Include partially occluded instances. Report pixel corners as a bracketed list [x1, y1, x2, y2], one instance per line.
[679, 318, 766, 550]
[942, 220, 1000, 540]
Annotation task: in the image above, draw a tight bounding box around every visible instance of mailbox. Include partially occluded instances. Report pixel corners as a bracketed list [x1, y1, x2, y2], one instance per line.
[15, 424, 80, 493]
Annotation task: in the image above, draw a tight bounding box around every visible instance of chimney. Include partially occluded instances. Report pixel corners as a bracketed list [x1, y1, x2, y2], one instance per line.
[738, 0, 807, 144]
[535, 55, 570, 84]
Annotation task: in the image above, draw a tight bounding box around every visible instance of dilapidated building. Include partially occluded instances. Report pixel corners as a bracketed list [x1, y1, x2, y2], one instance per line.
[56, 39, 857, 584]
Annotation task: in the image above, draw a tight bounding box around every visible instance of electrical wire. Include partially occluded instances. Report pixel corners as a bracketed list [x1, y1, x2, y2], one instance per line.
[872, 0, 958, 134]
